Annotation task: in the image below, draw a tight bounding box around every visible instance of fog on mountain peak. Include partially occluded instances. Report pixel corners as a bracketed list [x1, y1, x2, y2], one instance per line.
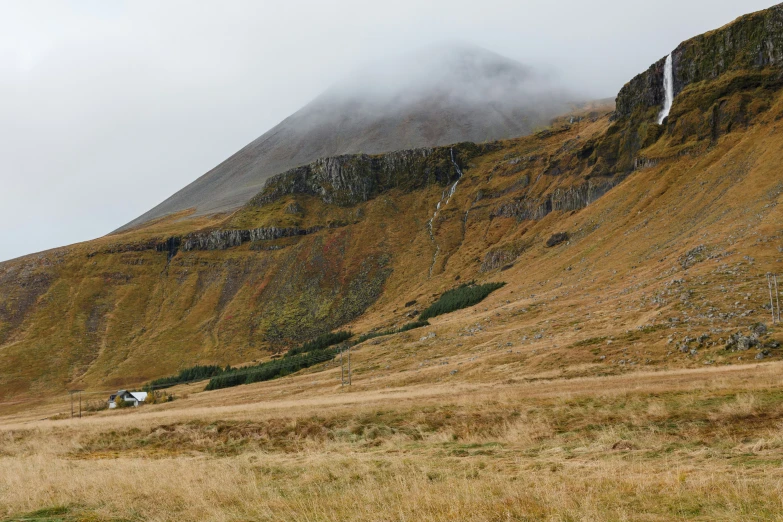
[119, 43, 576, 231]
[321, 43, 563, 107]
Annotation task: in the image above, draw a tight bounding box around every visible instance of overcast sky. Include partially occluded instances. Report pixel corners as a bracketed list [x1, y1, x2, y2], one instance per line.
[0, 0, 776, 262]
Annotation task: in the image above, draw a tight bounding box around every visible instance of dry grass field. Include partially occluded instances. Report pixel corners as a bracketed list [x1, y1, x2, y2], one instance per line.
[2, 361, 783, 521]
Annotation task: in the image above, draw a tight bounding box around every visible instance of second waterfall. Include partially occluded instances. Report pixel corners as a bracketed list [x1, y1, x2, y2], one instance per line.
[426, 148, 464, 276]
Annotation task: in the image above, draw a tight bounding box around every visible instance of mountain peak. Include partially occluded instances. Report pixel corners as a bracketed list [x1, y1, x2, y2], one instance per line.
[317, 42, 559, 109]
[117, 44, 574, 232]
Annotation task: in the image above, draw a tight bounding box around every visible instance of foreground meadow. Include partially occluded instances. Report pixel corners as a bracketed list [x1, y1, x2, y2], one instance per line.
[2, 362, 783, 521]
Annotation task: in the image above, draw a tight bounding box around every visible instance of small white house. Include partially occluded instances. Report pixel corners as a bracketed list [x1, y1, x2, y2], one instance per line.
[108, 390, 148, 408]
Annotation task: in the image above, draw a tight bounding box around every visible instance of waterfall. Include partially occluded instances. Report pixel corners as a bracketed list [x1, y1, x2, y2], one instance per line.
[426, 148, 464, 276]
[657, 53, 674, 124]
[445, 148, 463, 204]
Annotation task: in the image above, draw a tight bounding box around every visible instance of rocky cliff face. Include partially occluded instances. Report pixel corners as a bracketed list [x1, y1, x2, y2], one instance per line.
[250, 143, 496, 208]
[673, 4, 783, 94]
[616, 3, 783, 120]
[615, 57, 668, 119]
[179, 226, 321, 252]
[491, 179, 620, 221]
[103, 144, 497, 257]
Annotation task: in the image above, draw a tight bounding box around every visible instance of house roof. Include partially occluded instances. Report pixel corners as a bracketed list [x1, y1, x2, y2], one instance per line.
[110, 390, 147, 402]
[128, 391, 148, 402]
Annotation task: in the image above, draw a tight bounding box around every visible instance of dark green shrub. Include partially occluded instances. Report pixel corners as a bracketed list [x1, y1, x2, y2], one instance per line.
[546, 232, 569, 247]
[147, 364, 229, 389]
[355, 320, 430, 344]
[398, 320, 430, 333]
[355, 331, 385, 343]
[205, 348, 340, 391]
[285, 331, 352, 357]
[419, 283, 506, 321]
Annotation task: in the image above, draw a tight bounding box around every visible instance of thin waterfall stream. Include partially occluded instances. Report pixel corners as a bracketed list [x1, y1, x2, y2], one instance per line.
[426, 148, 464, 276]
[658, 53, 674, 124]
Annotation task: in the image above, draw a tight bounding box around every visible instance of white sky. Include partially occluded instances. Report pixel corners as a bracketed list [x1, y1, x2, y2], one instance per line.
[0, 0, 777, 261]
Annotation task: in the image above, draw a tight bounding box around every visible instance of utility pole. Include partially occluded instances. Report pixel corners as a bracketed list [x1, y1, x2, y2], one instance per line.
[68, 390, 84, 419]
[768, 274, 776, 324]
[340, 345, 352, 387]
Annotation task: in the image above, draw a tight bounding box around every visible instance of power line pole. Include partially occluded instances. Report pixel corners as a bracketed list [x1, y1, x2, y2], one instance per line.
[768, 274, 776, 324]
[340, 345, 352, 386]
[68, 390, 83, 419]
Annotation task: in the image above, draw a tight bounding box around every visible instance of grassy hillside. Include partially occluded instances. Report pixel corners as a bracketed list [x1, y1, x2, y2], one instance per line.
[0, 108, 609, 399]
[2, 65, 783, 401]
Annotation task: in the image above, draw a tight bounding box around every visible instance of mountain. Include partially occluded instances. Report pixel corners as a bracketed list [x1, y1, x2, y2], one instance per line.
[118, 44, 575, 231]
[2, 4, 783, 404]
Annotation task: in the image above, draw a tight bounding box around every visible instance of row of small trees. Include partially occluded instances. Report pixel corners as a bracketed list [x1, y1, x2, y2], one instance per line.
[205, 348, 340, 391]
[354, 320, 430, 344]
[146, 365, 229, 390]
[285, 331, 353, 357]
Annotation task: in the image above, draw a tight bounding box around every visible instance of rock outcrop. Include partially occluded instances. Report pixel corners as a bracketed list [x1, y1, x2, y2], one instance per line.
[492, 179, 619, 221]
[479, 241, 530, 272]
[250, 143, 496, 208]
[179, 226, 324, 252]
[156, 237, 181, 261]
[92, 225, 339, 258]
[615, 57, 668, 119]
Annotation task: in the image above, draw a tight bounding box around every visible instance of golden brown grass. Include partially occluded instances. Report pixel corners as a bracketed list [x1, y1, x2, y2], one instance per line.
[3, 362, 783, 521]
